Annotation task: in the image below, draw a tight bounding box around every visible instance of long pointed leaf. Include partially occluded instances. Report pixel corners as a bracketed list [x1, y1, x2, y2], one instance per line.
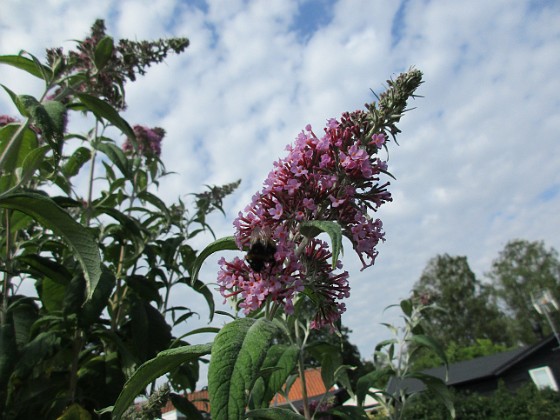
[76, 93, 135, 139]
[0, 192, 101, 299]
[111, 343, 212, 419]
[0, 54, 51, 80]
[191, 236, 238, 283]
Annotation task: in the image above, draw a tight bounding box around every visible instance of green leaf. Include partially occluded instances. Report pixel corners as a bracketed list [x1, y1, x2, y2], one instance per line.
[191, 278, 216, 322]
[111, 343, 212, 419]
[76, 93, 135, 139]
[62, 146, 92, 178]
[408, 372, 455, 418]
[251, 344, 299, 409]
[14, 330, 61, 378]
[0, 123, 38, 191]
[94, 36, 114, 70]
[191, 236, 238, 283]
[327, 406, 370, 420]
[208, 318, 278, 420]
[263, 344, 299, 401]
[9, 297, 39, 348]
[245, 408, 305, 419]
[0, 324, 17, 389]
[15, 96, 64, 159]
[58, 403, 93, 420]
[408, 335, 448, 367]
[40, 277, 67, 312]
[400, 298, 413, 317]
[95, 206, 146, 257]
[0, 54, 52, 80]
[79, 267, 115, 327]
[96, 142, 130, 177]
[356, 369, 390, 406]
[42, 100, 66, 138]
[0, 192, 102, 299]
[300, 220, 343, 268]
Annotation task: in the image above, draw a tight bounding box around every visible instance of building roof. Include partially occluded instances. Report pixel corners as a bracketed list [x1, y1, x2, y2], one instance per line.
[162, 367, 333, 415]
[387, 335, 558, 394]
[270, 367, 334, 406]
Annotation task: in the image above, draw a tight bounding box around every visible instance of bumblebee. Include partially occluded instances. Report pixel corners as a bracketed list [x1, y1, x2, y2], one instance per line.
[246, 227, 277, 273]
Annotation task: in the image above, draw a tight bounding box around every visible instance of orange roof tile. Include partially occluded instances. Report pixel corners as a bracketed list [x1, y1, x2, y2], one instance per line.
[162, 368, 333, 414]
[270, 367, 334, 406]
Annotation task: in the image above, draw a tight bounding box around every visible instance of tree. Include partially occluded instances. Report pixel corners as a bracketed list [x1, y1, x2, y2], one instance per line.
[412, 254, 510, 346]
[486, 239, 560, 345]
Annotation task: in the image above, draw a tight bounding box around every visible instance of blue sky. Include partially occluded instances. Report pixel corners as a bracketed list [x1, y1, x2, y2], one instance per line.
[1, 0, 560, 386]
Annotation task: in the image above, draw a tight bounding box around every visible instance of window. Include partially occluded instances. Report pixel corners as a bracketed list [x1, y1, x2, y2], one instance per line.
[529, 366, 559, 391]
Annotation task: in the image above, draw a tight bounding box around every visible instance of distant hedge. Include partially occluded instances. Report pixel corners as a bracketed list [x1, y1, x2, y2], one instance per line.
[401, 383, 560, 419]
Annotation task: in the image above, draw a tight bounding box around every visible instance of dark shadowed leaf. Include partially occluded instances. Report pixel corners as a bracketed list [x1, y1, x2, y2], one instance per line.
[0, 192, 102, 299]
[94, 36, 114, 70]
[245, 407, 305, 419]
[76, 93, 135, 140]
[300, 220, 343, 267]
[191, 236, 238, 283]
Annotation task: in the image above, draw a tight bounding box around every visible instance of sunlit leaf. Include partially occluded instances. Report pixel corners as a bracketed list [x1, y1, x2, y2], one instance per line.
[62, 146, 92, 178]
[208, 318, 278, 420]
[0, 54, 52, 80]
[111, 343, 212, 419]
[0, 123, 38, 191]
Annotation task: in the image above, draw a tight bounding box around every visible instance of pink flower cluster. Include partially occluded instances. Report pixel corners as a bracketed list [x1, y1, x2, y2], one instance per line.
[218, 111, 394, 328]
[123, 125, 165, 158]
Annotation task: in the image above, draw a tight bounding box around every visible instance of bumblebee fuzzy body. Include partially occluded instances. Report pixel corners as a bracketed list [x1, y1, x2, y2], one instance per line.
[246, 228, 277, 272]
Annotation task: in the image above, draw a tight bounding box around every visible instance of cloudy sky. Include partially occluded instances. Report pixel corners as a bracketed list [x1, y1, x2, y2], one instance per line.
[1, 0, 559, 382]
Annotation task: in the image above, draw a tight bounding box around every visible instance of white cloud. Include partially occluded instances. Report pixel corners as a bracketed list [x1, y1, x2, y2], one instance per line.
[1, 0, 560, 387]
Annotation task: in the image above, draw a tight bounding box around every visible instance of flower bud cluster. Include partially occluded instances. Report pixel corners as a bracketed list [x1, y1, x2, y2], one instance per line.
[123, 125, 165, 158]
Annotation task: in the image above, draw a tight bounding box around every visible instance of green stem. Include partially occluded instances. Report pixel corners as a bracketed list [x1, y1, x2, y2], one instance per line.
[295, 321, 311, 419]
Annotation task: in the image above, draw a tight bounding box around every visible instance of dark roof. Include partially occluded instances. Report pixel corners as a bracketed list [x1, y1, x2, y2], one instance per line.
[387, 335, 558, 394]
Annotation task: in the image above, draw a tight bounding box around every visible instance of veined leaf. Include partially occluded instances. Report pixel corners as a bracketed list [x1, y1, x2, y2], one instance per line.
[191, 236, 238, 283]
[111, 343, 212, 419]
[300, 220, 343, 268]
[0, 192, 102, 299]
[208, 318, 278, 420]
[251, 344, 299, 409]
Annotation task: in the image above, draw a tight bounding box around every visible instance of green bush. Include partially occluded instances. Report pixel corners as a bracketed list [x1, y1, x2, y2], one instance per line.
[404, 383, 560, 419]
